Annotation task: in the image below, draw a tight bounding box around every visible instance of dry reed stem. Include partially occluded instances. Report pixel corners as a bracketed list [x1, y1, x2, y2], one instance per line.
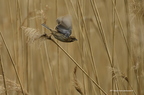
[0, 31, 25, 95]
[64, 1, 87, 93]
[73, 66, 84, 95]
[110, 67, 137, 95]
[0, 75, 29, 95]
[76, 1, 101, 94]
[0, 53, 8, 95]
[40, 49, 49, 95]
[129, 1, 144, 95]
[120, 75, 137, 95]
[43, 42, 59, 94]
[50, 38, 107, 95]
[0, 67, 7, 95]
[90, 0, 112, 66]
[112, 2, 138, 94]
[124, 0, 131, 92]
[104, 1, 137, 94]
[89, 1, 118, 94]
[21, 26, 107, 95]
[2, 0, 142, 95]
[112, 1, 116, 95]
[54, 1, 61, 94]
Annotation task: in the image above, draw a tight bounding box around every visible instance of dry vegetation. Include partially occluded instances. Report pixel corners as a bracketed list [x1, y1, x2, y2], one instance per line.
[0, 0, 144, 95]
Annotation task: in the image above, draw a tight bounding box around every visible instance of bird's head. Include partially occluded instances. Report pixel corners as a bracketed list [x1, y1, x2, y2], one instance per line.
[68, 36, 77, 42]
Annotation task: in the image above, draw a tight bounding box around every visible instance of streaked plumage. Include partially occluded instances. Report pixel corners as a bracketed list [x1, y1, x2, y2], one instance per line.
[41, 15, 77, 42]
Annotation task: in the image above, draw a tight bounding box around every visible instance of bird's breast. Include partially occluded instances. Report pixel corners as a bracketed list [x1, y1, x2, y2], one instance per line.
[52, 32, 68, 42]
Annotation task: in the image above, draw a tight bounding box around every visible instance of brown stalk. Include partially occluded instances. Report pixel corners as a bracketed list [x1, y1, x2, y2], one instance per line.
[0, 31, 25, 95]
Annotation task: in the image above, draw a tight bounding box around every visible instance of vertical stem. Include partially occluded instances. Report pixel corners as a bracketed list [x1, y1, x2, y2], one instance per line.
[124, 0, 131, 91]
[50, 39, 108, 95]
[0, 50, 8, 95]
[0, 31, 25, 95]
[55, 0, 61, 95]
[112, 0, 116, 95]
[26, 0, 30, 93]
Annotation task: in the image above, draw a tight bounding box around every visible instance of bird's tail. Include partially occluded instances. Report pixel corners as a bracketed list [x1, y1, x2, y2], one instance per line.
[41, 23, 53, 32]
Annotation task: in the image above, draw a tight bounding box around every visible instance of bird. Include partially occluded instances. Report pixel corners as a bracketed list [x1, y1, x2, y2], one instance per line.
[41, 15, 77, 42]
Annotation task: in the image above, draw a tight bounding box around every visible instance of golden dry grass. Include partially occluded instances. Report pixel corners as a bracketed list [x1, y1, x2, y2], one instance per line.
[0, 0, 144, 95]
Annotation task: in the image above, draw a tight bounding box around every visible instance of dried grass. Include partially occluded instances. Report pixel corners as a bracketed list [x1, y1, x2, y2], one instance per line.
[1, 0, 144, 95]
[0, 75, 29, 95]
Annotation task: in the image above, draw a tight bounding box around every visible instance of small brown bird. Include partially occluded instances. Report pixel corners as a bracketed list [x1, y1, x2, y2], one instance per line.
[41, 16, 77, 42]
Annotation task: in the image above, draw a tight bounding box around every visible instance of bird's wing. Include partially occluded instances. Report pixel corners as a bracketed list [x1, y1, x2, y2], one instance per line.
[41, 23, 53, 32]
[56, 15, 72, 37]
[56, 24, 72, 37]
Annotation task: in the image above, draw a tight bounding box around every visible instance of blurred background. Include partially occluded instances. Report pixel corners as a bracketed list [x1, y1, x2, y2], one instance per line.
[0, 0, 144, 95]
